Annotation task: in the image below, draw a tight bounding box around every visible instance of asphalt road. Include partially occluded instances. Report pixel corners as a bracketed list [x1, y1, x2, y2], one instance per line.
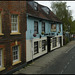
[39, 46, 75, 74]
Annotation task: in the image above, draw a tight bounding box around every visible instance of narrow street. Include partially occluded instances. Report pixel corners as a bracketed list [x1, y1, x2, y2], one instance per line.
[61, 47, 75, 74]
[14, 41, 75, 74]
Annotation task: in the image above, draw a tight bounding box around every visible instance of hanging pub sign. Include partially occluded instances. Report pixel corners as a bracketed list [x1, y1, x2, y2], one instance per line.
[51, 24, 56, 32]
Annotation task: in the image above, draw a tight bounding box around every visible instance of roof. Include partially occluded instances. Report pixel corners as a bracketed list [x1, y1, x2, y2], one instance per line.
[27, 1, 62, 23]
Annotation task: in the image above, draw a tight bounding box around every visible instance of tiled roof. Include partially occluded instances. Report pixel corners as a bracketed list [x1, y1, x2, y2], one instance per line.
[27, 1, 62, 23]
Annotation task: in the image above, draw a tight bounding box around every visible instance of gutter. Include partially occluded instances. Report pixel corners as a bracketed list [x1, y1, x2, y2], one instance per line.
[27, 13, 62, 24]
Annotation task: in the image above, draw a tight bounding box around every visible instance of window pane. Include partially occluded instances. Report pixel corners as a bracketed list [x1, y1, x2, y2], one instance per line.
[52, 37, 57, 48]
[42, 22, 45, 32]
[34, 21, 38, 34]
[42, 40, 46, 51]
[34, 41, 38, 54]
[12, 45, 19, 62]
[11, 14, 18, 32]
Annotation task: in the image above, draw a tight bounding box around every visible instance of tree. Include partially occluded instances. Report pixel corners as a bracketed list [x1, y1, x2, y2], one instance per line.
[51, 1, 73, 32]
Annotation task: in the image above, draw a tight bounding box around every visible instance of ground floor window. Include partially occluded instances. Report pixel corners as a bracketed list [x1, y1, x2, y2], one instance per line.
[12, 45, 20, 63]
[42, 40, 46, 51]
[58, 37, 60, 44]
[52, 37, 57, 48]
[0, 48, 2, 68]
[34, 41, 38, 54]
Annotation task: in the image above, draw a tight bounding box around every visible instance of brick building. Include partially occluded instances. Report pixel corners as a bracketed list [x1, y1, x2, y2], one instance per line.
[0, 1, 27, 74]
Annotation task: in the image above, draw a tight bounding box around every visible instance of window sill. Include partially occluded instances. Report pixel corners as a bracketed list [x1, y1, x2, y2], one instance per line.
[0, 67, 5, 71]
[12, 61, 21, 66]
[34, 52, 39, 55]
[10, 32, 21, 35]
[0, 33, 4, 36]
[42, 50, 46, 51]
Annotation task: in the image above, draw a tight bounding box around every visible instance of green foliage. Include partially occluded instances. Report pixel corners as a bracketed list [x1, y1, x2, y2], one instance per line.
[65, 36, 69, 44]
[71, 20, 75, 34]
[51, 1, 73, 32]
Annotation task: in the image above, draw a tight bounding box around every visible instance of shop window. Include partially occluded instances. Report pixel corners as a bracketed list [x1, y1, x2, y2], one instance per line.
[52, 37, 57, 48]
[42, 40, 46, 51]
[34, 41, 38, 54]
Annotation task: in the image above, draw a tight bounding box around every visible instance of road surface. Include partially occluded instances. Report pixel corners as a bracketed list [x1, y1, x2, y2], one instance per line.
[39, 46, 75, 74]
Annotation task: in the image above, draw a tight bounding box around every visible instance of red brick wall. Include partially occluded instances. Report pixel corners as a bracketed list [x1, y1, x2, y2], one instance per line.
[0, 1, 27, 73]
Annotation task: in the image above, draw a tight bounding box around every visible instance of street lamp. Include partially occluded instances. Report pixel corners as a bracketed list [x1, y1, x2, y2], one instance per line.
[67, 6, 71, 42]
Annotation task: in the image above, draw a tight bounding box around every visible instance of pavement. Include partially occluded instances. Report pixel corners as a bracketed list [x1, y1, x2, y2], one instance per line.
[13, 41, 75, 74]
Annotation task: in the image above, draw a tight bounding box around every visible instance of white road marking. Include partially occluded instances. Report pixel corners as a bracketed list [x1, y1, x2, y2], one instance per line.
[65, 46, 75, 53]
[67, 62, 70, 65]
[61, 70, 64, 74]
[70, 59, 72, 62]
[64, 65, 67, 69]
[72, 56, 74, 59]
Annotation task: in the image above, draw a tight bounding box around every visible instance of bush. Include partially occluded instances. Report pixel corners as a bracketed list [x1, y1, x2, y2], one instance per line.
[65, 37, 69, 44]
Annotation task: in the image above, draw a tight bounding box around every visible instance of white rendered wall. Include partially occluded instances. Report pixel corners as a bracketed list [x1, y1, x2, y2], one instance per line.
[26, 37, 47, 62]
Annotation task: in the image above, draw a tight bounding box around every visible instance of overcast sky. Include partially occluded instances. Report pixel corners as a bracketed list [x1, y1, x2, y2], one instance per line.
[36, 1, 75, 21]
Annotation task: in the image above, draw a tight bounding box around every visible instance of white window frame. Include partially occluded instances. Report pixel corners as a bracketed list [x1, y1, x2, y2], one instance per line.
[0, 48, 2, 68]
[34, 21, 38, 34]
[42, 40, 46, 51]
[11, 14, 19, 33]
[34, 41, 38, 54]
[59, 24, 61, 32]
[12, 45, 20, 63]
[52, 37, 57, 48]
[42, 22, 45, 32]
[34, 3, 38, 11]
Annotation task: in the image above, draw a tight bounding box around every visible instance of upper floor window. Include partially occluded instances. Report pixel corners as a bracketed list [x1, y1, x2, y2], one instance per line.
[11, 14, 19, 33]
[42, 7, 50, 15]
[59, 24, 61, 32]
[34, 21, 38, 34]
[46, 8, 50, 14]
[42, 22, 45, 33]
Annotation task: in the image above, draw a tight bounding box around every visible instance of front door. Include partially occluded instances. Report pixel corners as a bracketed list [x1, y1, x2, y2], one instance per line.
[60, 37, 62, 47]
[47, 37, 51, 52]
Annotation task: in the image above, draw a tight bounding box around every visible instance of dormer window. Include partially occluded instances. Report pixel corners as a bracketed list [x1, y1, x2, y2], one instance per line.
[46, 8, 49, 14]
[34, 3, 38, 11]
[42, 7, 50, 14]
